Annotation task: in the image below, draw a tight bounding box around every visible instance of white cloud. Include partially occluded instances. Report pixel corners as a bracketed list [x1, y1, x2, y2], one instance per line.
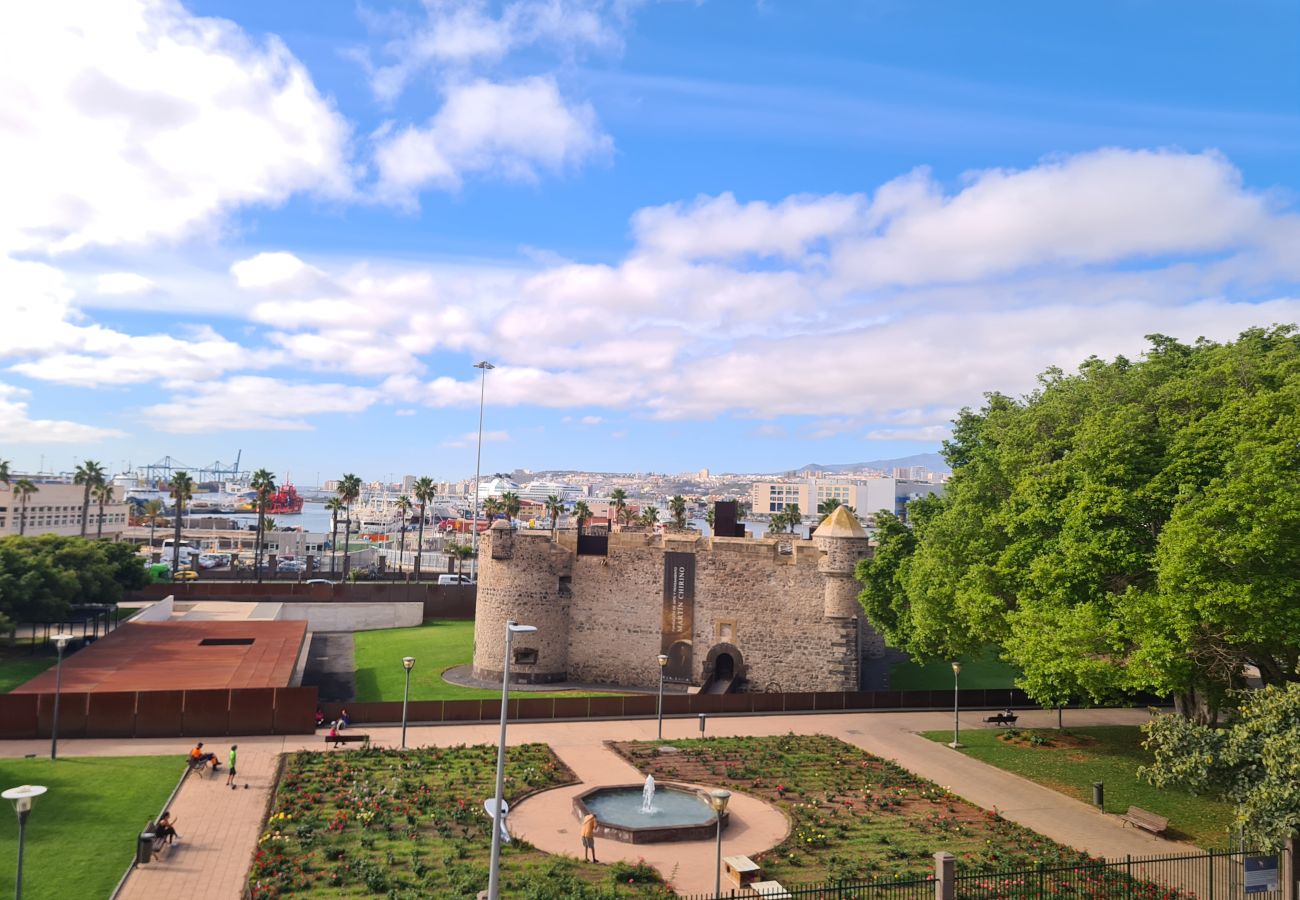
[140, 376, 380, 433]
[865, 425, 952, 442]
[395, 408, 417, 417]
[0, 383, 125, 443]
[95, 272, 156, 295]
[0, 0, 352, 256]
[374, 77, 610, 199]
[580, 415, 603, 425]
[230, 252, 331, 294]
[440, 429, 511, 448]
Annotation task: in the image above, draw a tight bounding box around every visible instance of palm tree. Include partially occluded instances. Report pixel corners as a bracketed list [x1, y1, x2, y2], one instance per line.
[324, 497, 344, 576]
[143, 498, 165, 554]
[769, 509, 789, 533]
[500, 491, 521, 522]
[818, 498, 842, 518]
[337, 473, 362, 576]
[785, 503, 803, 528]
[74, 459, 106, 537]
[483, 496, 503, 519]
[250, 468, 276, 583]
[544, 494, 564, 538]
[413, 477, 435, 581]
[573, 500, 591, 531]
[168, 471, 194, 573]
[618, 502, 636, 527]
[609, 488, 627, 528]
[92, 481, 114, 538]
[669, 495, 687, 528]
[394, 494, 412, 577]
[13, 479, 37, 536]
[705, 507, 716, 531]
[640, 506, 659, 526]
[450, 542, 475, 580]
[0, 459, 10, 485]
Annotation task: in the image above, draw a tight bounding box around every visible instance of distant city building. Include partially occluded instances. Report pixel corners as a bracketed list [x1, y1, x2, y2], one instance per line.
[475, 477, 521, 501]
[0, 478, 129, 538]
[749, 476, 943, 521]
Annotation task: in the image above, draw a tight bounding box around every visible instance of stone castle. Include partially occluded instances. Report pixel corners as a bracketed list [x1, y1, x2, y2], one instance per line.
[472, 506, 884, 693]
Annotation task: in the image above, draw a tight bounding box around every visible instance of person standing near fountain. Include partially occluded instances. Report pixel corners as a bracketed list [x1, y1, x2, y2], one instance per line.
[580, 812, 598, 862]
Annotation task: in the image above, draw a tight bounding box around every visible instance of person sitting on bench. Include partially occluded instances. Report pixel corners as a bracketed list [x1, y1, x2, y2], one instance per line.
[328, 721, 339, 739]
[155, 811, 179, 845]
[315, 708, 327, 728]
[190, 742, 220, 769]
[338, 709, 351, 729]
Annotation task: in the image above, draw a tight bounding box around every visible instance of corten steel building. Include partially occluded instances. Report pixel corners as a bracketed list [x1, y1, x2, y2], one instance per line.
[472, 507, 882, 694]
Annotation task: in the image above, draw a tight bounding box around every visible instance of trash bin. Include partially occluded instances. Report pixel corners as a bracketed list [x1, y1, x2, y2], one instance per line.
[1092, 782, 1104, 810]
[137, 831, 156, 865]
[698, 713, 707, 735]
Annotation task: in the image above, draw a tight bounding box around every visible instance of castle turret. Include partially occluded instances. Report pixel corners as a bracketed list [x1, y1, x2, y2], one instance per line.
[472, 521, 573, 684]
[813, 507, 884, 662]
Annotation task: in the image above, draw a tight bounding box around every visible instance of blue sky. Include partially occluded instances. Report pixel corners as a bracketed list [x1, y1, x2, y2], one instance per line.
[2, 0, 1298, 483]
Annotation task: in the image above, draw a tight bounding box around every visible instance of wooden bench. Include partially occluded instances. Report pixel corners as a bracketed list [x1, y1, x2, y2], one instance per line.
[1119, 806, 1169, 836]
[325, 733, 370, 749]
[748, 882, 791, 899]
[186, 756, 211, 777]
[723, 855, 762, 888]
[982, 713, 1019, 726]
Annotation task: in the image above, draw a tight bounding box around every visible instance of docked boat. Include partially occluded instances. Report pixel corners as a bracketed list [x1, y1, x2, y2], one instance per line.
[266, 483, 304, 515]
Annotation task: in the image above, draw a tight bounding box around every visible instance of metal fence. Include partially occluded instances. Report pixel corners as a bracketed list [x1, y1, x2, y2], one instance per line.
[952, 849, 1284, 899]
[678, 875, 935, 900]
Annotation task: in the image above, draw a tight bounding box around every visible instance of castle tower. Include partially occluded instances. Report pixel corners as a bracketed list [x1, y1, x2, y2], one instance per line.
[813, 506, 885, 662]
[472, 520, 574, 684]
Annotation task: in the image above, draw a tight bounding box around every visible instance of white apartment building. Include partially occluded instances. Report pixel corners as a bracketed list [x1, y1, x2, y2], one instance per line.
[0, 479, 129, 538]
[750, 476, 943, 521]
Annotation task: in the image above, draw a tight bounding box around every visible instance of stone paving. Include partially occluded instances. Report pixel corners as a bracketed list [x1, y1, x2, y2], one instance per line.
[0, 707, 1205, 898]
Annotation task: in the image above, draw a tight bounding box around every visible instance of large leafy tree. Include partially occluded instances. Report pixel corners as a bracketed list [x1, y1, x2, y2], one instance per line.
[413, 477, 435, 581]
[336, 473, 362, 576]
[0, 536, 146, 632]
[250, 468, 276, 583]
[857, 327, 1300, 722]
[1141, 683, 1300, 849]
[168, 471, 194, 573]
[13, 479, 38, 536]
[74, 459, 105, 537]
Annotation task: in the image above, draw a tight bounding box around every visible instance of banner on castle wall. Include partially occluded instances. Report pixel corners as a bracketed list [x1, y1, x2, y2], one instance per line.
[661, 552, 696, 682]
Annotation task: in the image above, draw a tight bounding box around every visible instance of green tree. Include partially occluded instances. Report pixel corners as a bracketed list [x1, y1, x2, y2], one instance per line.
[669, 495, 687, 528]
[483, 496, 503, 518]
[640, 506, 659, 526]
[0, 459, 9, 485]
[74, 459, 105, 538]
[12, 479, 37, 536]
[1141, 683, 1300, 848]
[500, 491, 522, 521]
[449, 541, 475, 580]
[572, 501, 592, 530]
[609, 488, 628, 527]
[856, 327, 1300, 722]
[704, 507, 715, 530]
[142, 499, 165, 555]
[818, 497, 842, 517]
[394, 494, 412, 578]
[250, 469, 277, 583]
[92, 481, 114, 538]
[783, 503, 802, 529]
[412, 477, 435, 581]
[324, 497, 344, 577]
[336, 473, 362, 576]
[168, 472, 194, 573]
[0, 536, 146, 632]
[544, 494, 564, 538]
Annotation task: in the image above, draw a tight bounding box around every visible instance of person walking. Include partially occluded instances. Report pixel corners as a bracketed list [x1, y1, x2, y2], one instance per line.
[580, 812, 598, 862]
[226, 745, 238, 787]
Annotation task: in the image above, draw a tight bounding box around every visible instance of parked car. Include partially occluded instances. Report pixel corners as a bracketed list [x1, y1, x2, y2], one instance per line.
[436, 574, 474, 586]
[173, 569, 199, 581]
[278, 559, 307, 573]
[304, 578, 336, 586]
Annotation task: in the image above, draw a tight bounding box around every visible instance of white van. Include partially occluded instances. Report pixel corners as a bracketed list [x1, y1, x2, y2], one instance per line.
[437, 574, 474, 586]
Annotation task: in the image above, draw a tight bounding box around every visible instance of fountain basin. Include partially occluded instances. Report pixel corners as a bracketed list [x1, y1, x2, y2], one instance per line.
[573, 783, 728, 844]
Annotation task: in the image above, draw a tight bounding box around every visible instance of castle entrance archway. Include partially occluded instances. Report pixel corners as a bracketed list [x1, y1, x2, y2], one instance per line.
[703, 642, 744, 685]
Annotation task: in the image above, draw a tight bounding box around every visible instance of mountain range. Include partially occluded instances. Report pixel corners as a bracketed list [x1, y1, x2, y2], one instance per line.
[795, 452, 950, 475]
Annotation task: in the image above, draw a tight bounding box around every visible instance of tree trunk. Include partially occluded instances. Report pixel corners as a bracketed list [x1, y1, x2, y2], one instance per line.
[329, 514, 339, 577]
[256, 503, 265, 584]
[1173, 688, 1219, 726]
[398, 527, 407, 582]
[96, 498, 104, 539]
[343, 505, 352, 576]
[80, 484, 90, 537]
[19, 499, 27, 536]
[172, 503, 183, 573]
[415, 503, 426, 582]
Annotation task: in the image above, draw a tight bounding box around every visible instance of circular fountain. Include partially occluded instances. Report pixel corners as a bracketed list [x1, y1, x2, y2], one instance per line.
[573, 776, 727, 844]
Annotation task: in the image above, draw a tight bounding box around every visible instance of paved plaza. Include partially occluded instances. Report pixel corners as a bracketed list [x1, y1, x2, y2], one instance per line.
[0, 707, 1198, 898]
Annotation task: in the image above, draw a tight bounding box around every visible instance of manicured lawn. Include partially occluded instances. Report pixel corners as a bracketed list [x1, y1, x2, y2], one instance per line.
[250, 744, 671, 898]
[616, 735, 1196, 894]
[0, 652, 57, 692]
[352, 620, 619, 701]
[0, 755, 184, 900]
[889, 647, 1021, 691]
[920, 726, 1236, 848]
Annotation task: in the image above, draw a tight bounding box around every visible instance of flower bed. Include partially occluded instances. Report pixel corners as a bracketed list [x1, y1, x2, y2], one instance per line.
[249, 743, 676, 898]
[612, 735, 1192, 897]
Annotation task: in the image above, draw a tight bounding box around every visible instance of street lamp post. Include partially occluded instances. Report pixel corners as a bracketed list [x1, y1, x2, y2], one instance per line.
[400, 656, 415, 750]
[49, 634, 74, 761]
[948, 661, 963, 749]
[656, 653, 668, 741]
[4, 784, 47, 900]
[470, 360, 495, 582]
[487, 620, 536, 900]
[706, 788, 731, 899]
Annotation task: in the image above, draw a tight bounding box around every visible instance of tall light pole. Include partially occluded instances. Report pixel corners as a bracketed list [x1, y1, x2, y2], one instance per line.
[49, 634, 74, 761]
[400, 656, 415, 750]
[707, 788, 731, 898]
[487, 620, 536, 900]
[470, 360, 495, 582]
[948, 661, 963, 749]
[656, 653, 668, 740]
[4, 784, 47, 900]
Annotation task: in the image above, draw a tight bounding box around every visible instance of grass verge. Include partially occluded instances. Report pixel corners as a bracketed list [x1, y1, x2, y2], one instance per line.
[352, 619, 620, 701]
[920, 726, 1235, 847]
[0, 652, 57, 692]
[0, 755, 183, 900]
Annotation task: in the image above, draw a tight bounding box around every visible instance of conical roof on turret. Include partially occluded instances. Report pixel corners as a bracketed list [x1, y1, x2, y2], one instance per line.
[812, 505, 867, 539]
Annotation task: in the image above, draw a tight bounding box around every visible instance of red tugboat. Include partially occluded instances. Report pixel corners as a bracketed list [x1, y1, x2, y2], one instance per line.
[266, 482, 304, 514]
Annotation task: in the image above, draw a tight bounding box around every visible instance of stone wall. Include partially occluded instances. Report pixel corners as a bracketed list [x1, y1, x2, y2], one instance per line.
[473, 526, 877, 693]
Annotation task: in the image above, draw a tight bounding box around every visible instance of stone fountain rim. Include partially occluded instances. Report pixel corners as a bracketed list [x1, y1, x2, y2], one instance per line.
[572, 781, 729, 843]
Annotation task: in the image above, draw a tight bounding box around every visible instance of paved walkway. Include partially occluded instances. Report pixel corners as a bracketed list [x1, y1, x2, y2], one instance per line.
[0, 708, 1205, 898]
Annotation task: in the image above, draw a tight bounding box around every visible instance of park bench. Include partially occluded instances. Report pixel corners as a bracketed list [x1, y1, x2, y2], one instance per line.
[982, 713, 1019, 726]
[1119, 806, 1169, 836]
[186, 756, 211, 777]
[325, 733, 370, 749]
[748, 882, 791, 899]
